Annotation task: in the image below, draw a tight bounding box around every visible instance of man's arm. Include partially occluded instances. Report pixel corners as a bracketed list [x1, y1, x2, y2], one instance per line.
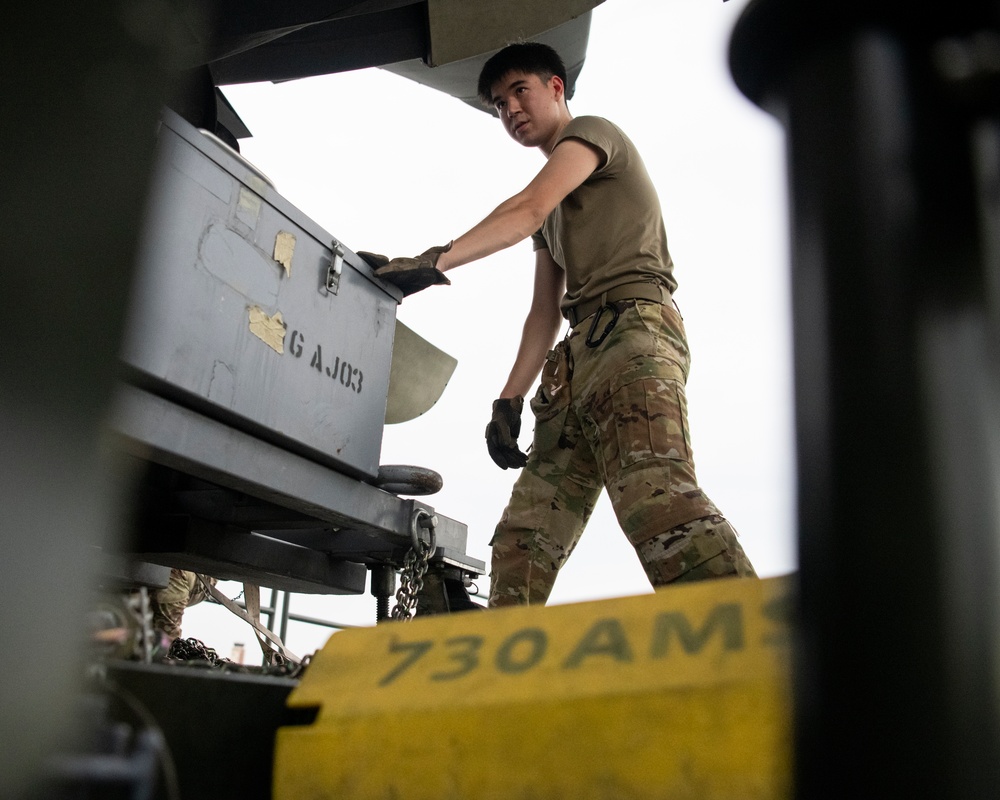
[437, 138, 601, 273]
[484, 248, 564, 469]
[499, 248, 566, 399]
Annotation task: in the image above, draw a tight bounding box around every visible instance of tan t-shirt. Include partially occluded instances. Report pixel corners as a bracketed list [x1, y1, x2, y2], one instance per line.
[530, 116, 677, 315]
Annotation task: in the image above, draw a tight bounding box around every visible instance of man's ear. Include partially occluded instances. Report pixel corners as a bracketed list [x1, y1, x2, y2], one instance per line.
[549, 74, 566, 102]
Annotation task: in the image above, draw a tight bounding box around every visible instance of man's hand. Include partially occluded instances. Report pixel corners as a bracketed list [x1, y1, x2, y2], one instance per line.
[485, 396, 528, 469]
[358, 243, 453, 297]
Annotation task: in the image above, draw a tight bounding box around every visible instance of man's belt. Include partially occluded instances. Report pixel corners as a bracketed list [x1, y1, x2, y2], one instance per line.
[564, 281, 669, 327]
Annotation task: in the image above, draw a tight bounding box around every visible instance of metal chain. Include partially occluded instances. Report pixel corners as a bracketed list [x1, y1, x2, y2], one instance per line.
[164, 636, 312, 677]
[390, 543, 432, 620]
[390, 510, 437, 621]
[167, 636, 227, 666]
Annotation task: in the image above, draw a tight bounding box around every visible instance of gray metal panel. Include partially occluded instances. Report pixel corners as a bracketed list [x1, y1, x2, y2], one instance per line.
[122, 109, 396, 478]
[111, 386, 481, 573]
[137, 519, 370, 595]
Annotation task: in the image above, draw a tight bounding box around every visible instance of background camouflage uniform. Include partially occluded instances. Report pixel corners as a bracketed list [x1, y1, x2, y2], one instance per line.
[489, 299, 756, 607]
[151, 568, 215, 640]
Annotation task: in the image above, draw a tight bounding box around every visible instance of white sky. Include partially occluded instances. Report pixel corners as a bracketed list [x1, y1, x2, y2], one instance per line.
[183, 0, 796, 660]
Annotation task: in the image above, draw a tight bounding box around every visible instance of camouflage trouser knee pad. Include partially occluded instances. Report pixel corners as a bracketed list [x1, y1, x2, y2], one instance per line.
[488, 530, 569, 608]
[636, 515, 758, 585]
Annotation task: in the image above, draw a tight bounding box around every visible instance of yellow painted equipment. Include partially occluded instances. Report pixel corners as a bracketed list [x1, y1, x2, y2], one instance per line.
[274, 575, 793, 799]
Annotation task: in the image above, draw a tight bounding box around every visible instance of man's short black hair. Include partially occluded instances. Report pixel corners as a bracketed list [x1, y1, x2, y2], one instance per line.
[477, 42, 569, 107]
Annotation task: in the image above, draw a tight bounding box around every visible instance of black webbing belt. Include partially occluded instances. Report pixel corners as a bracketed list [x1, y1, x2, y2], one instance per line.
[563, 281, 669, 328]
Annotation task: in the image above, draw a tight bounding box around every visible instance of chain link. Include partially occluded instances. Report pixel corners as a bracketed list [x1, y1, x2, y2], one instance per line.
[167, 636, 227, 666]
[390, 511, 437, 621]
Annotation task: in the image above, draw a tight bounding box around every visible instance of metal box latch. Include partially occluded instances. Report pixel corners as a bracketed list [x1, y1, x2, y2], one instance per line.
[326, 238, 345, 295]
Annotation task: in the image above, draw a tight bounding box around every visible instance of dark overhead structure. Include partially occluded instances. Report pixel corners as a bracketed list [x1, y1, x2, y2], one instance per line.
[207, 0, 595, 106]
[730, 0, 1000, 797]
[185, 0, 599, 136]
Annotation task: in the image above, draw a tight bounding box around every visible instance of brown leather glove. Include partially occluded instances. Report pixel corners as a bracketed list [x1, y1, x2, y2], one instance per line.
[358, 242, 452, 297]
[485, 396, 528, 469]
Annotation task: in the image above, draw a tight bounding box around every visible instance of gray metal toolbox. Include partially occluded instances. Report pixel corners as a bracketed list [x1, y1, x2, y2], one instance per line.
[122, 109, 398, 480]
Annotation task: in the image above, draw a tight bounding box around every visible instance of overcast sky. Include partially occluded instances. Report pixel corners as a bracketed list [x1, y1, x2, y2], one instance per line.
[182, 0, 795, 659]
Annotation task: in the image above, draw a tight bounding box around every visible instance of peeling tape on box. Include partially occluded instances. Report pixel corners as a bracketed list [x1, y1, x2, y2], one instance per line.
[274, 231, 295, 276]
[248, 306, 286, 353]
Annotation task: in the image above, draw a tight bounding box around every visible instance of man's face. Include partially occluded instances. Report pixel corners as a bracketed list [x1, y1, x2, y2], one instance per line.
[489, 70, 564, 149]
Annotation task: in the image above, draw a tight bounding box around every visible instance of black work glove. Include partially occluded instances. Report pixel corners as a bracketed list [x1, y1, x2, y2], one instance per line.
[485, 396, 528, 469]
[358, 242, 452, 297]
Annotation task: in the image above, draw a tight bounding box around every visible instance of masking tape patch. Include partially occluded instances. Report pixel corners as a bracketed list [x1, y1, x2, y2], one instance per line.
[274, 231, 295, 276]
[248, 306, 286, 353]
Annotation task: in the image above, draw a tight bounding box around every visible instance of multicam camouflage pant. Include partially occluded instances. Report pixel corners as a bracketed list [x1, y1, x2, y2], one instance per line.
[489, 299, 756, 607]
[150, 568, 215, 639]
